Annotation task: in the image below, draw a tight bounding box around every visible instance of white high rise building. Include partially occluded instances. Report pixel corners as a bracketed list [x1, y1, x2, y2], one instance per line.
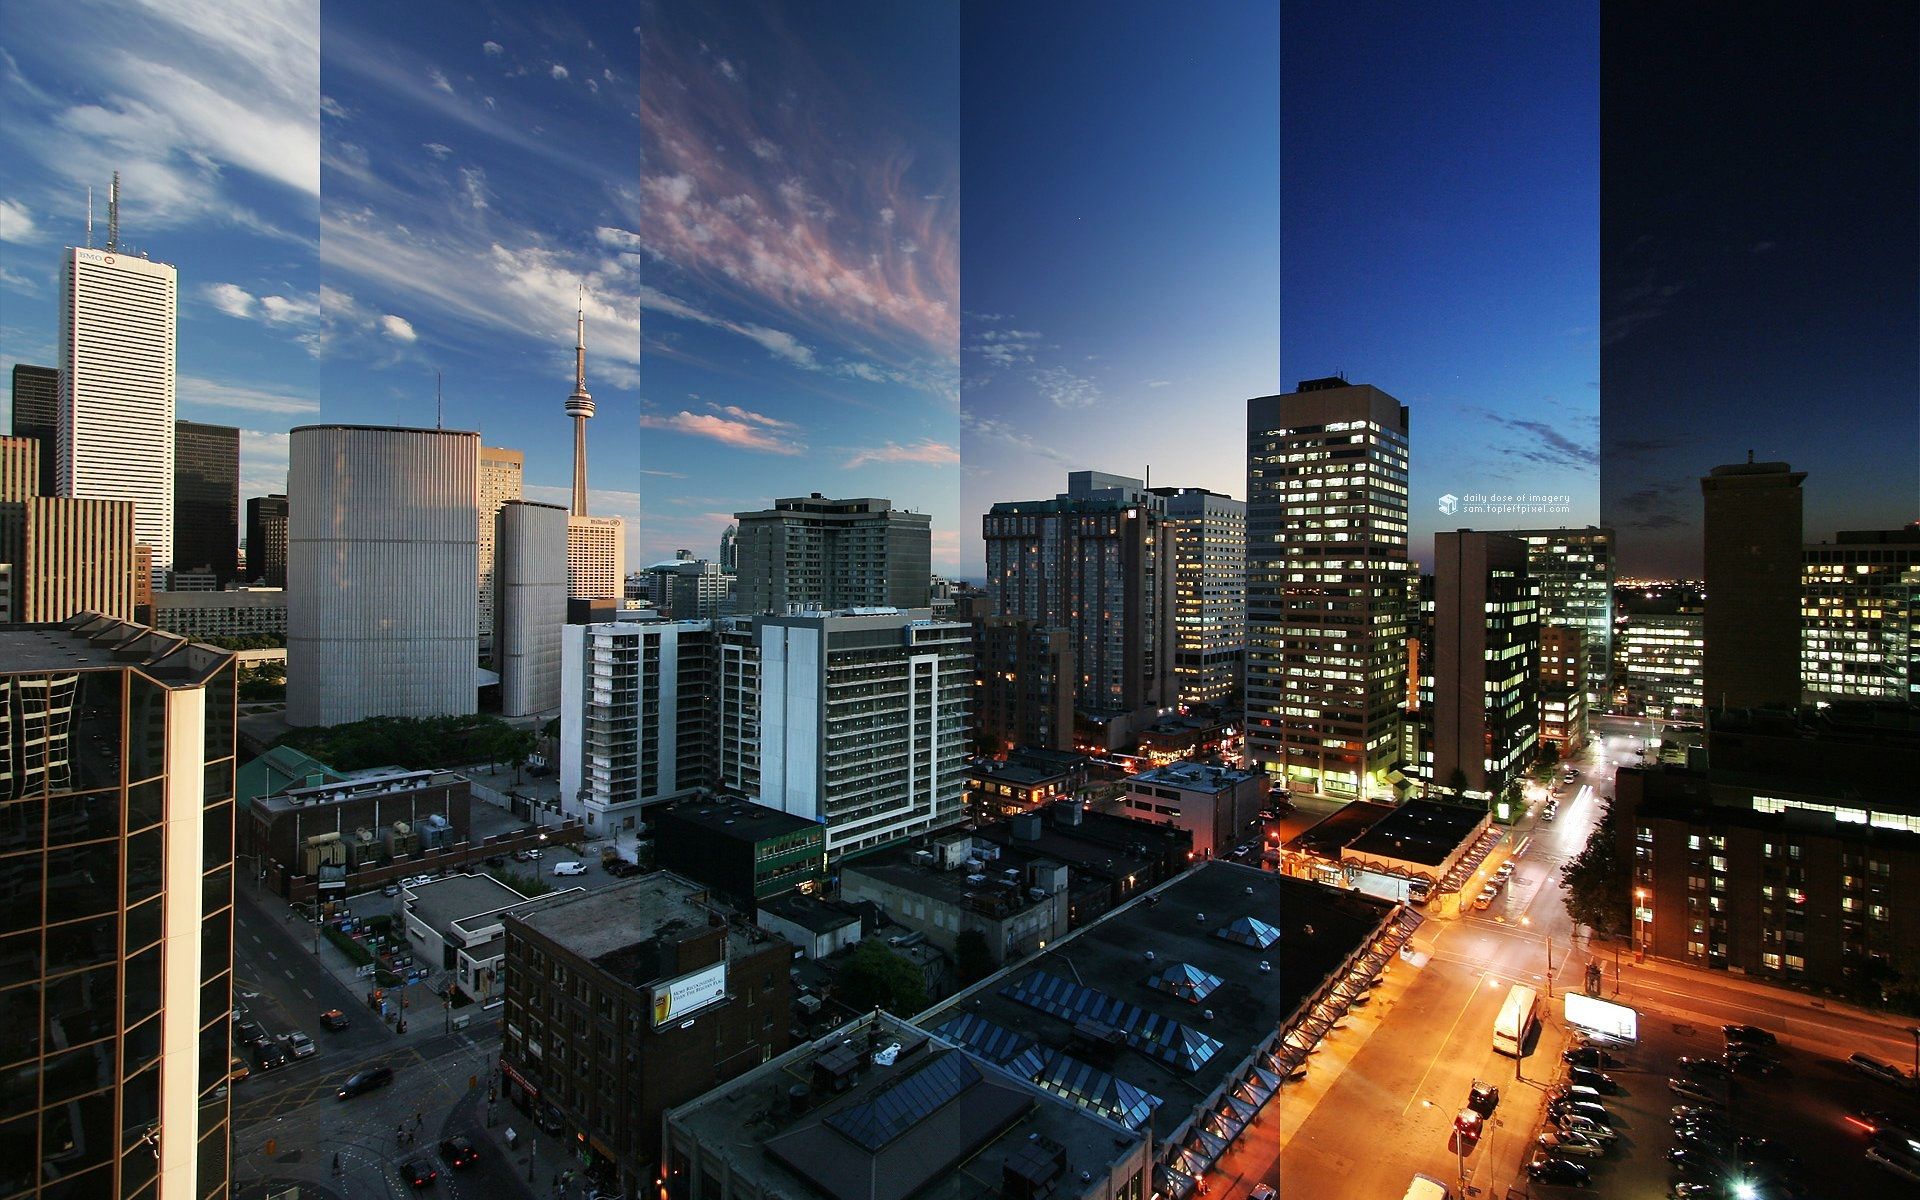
[57, 245, 177, 581]
[478, 446, 523, 652]
[567, 514, 625, 601]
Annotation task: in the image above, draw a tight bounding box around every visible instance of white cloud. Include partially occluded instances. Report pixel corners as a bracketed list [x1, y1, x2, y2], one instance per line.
[458, 166, 489, 211]
[961, 411, 1072, 466]
[748, 138, 782, 162]
[319, 94, 347, 120]
[550, 63, 570, 81]
[182, 376, 318, 415]
[640, 405, 803, 455]
[258, 293, 320, 325]
[378, 314, 418, 343]
[0, 199, 38, 244]
[1033, 365, 1099, 409]
[203, 282, 256, 318]
[843, 440, 958, 469]
[482, 40, 504, 57]
[429, 68, 455, 94]
[423, 142, 453, 160]
[239, 428, 290, 499]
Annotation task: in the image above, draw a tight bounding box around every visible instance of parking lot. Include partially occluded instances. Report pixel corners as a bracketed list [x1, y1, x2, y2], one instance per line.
[1520, 1017, 1920, 1198]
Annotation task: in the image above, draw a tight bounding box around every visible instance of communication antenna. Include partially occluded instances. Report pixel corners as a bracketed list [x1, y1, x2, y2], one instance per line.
[86, 186, 93, 249]
[436, 371, 444, 430]
[107, 171, 120, 253]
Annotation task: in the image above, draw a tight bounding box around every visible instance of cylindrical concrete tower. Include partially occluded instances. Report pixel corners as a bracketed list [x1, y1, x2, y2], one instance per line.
[286, 424, 480, 726]
[566, 303, 594, 517]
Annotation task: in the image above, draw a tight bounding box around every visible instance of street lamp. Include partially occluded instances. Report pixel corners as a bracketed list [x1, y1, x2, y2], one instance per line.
[1633, 888, 1650, 962]
[1521, 916, 1553, 994]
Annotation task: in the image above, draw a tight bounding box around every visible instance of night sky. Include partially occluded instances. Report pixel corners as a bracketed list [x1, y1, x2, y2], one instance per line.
[1601, 2, 1919, 576]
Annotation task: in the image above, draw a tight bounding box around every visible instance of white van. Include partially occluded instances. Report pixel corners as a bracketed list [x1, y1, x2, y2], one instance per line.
[552, 861, 588, 876]
[1403, 1173, 1450, 1200]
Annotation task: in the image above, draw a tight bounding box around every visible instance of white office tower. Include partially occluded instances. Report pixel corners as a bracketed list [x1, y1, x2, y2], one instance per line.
[286, 425, 480, 726]
[57, 241, 177, 583]
[567, 514, 626, 601]
[559, 618, 717, 835]
[725, 608, 972, 857]
[495, 499, 568, 716]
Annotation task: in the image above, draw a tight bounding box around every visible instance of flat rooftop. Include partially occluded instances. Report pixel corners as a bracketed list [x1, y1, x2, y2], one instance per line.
[759, 894, 863, 936]
[665, 1011, 1144, 1200]
[1344, 799, 1488, 867]
[842, 843, 1057, 914]
[970, 761, 1068, 787]
[1134, 761, 1258, 794]
[510, 872, 759, 992]
[404, 873, 529, 935]
[654, 797, 823, 843]
[917, 863, 1397, 1142]
[1287, 801, 1396, 860]
[0, 614, 233, 687]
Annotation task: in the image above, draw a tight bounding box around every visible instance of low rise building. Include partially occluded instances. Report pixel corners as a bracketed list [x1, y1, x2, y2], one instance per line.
[661, 1010, 1153, 1200]
[400, 872, 580, 1005]
[1114, 760, 1265, 858]
[248, 768, 472, 899]
[650, 796, 827, 909]
[501, 874, 793, 1196]
[965, 756, 1081, 823]
[971, 800, 1192, 928]
[916, 862, 1418, 1199]
[151, 587, 287, 642]
[840, 834, 1070, 966]
[1338, 799, 1496, 905]
[755, 893, 867, 961]
[1539, 623, 1588, 757]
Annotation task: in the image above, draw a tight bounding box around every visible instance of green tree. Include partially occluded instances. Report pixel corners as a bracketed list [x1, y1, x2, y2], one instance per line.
[837, 940, 929, 1015]
[953, 929, 995, 985]
[1559, 802, 1630, 939]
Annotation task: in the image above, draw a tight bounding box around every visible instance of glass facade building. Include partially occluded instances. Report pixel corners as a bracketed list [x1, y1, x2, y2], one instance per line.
[0, 613, 236, 1200]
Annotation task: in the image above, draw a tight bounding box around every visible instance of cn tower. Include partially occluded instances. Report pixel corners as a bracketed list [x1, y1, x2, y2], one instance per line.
[565, 293, 594, 516]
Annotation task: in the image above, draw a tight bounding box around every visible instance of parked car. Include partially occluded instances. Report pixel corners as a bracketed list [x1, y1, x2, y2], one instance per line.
[552, 861, 588, 876]
[1667, 1147, 1729, 1176]
[1537, 1130, 1605, 1159]
[254, 1041, 288, 1071]
[438, 1136, 478, 1169]
[1555, 1113, 1616, 1141]
[319, 1009, 349, 1031]
[524, 847, 543, 860]
[1568, 1066, 1618, 1093]
[1725, 1048, 1782, 1076]
[1250, 1188, 1277, 1200]
[1467, 1080, 1500, 1116]
[1847, 1108, 1920, 1140]
[1735, 1137, 1802, 1172]
[234, 1020, 267, 1049]
[1454, 1108, 1484, 1143]
[606, 859, 643, 877]
[1565, 1046, 1619, 1069]
[1494, 861, 1516, 881]
[337, 1065, 395, 1100]
[485, 855, 506, 868]
[1723, 1024, 1776, 1047]
[1669, 1076, 1726, 1103]
[228, 1055, 249, 1084]
[1670, 1103, 1726, 1125]
[1848, 1052, 1915, 1089]
[1549, 1099, 1612, 1126]
[280, 1030, 315, 1059]
[1676, 1056, 1731, 1079]
[1473, 887, 1497, 911]
[1526, 1155, 1591, 1187]
[402, 1158, 438, 1189]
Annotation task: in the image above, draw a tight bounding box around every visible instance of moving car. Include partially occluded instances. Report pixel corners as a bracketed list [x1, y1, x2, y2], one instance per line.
[1848, 1052, 1915, 1089]
[1724, 1048, 1782, 1076]
[280, 1030, 315, 1058]
[234, 1020, 268, 1049]
[552, 861, 588, 876]
[1526, 1155, 1591, 1187]
[1847, 1108, 1920, 1141]
[403, 1158, 438, 1189]
[439, 1136, 478, 1169]
[320, 1009, 349, 1031]
[1723, 1024, 1776, 1047]
[337, 1065, 395, 1100]
[254, 1041, 288, 1071]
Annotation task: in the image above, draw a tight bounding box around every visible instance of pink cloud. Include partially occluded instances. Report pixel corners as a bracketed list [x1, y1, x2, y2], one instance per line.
[640, 408, 805, 454]
[842, 439, 959, 469]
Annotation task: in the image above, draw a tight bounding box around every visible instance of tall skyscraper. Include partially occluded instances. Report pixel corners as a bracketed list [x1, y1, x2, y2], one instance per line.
[9, 364, 58, 497]
[172, 419, 238, 587]
[58, 238, 178, 582]
[566, 301, 593, 518]
[0, 496, 139, 623]
[477, 446, 524, 653]
[734, 494, 932, 613]
[1502, 527, 1615, 705]
[1801, 526, 1920, 705]
[1539, 624, 1589, 756]
[983, 472, 1172, 718]
[1702, 457, 1806, 712]
[1432, 530, 1538, 807]
[243, 494, 288, 588]
[718, 523, 738, 574]
[286, 425, 479, 726]
[1246, 379, 1410, 800]
[0, 612, 238, 1199]
[1154, 486, 1247, 707]
[495, 499, 568, 717]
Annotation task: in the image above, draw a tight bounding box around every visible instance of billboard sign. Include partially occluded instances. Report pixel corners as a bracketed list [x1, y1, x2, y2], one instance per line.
[1563, 992, 1638, 1042]
[650, 961, 728, 1026]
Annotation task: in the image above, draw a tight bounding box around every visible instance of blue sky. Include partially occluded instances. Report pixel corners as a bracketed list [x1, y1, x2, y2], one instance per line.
[1281, 0, 1600, 569]
[959, 0, 1282, 576]
[2, 0, 959, 573]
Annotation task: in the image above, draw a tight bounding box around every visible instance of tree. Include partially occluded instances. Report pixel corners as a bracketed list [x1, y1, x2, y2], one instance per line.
[953, 929, 995, 985]
[1559, 802, 1630, 939]
[836, 940, 929, 1015]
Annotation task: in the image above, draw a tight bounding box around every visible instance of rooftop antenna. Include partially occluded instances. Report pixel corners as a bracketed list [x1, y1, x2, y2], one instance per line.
[107, 171, 120, 254]
[86, 186, 93, 249]
[436, 371, 444, 430]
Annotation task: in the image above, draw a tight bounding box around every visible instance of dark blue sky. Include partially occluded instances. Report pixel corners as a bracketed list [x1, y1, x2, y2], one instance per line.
[1281, 0, 1601, 569]
[1601, 3, 1919, 575]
